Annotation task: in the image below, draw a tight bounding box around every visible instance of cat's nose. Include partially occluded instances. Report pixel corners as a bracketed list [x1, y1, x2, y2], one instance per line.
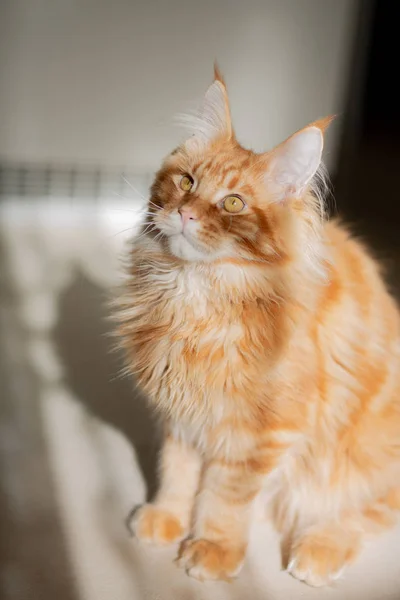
[179, 207, 198, 226]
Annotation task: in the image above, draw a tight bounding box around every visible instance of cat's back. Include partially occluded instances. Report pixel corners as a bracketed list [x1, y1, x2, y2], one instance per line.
[314, 218, 400, 418]
[323, 218, 399, 324]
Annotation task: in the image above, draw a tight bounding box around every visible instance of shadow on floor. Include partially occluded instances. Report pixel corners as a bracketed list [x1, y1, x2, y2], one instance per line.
[53, 269, 160, 502]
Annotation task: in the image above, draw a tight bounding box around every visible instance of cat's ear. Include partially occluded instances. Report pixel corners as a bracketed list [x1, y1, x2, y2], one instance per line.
[182, 65, 233, 150]
[266, 117, 333, 200]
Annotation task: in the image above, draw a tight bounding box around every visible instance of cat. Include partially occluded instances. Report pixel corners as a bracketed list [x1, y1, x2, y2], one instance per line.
[115, 67, 400, 587]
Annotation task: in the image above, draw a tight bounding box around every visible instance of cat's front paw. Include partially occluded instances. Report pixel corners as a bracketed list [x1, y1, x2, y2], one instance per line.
[177, 538, 245, 581]
[287, 535, 352, 587]
[129, 504, 186, 546]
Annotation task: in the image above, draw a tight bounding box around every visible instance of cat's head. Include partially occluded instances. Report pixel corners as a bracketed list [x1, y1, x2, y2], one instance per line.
[149, 67, 332, 265]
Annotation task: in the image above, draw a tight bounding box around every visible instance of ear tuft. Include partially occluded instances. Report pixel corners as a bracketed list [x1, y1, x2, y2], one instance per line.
[213, 61, 226, 86]
[309, 115, 336, 133]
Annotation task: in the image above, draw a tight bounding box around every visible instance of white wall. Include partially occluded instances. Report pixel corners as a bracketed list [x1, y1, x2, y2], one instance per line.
[0, 0, 357, 172]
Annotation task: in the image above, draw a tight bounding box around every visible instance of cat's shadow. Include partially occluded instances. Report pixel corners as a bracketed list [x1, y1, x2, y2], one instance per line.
[53, 269, 160, 502]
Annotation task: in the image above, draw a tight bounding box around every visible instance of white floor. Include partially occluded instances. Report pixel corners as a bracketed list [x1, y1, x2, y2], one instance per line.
[2, 196, 400, 600]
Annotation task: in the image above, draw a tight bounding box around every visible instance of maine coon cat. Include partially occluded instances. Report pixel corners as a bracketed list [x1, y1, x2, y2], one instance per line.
[116, 68, 400, 587]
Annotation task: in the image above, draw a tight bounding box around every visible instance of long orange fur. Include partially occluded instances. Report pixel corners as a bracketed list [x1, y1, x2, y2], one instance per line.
[115, 69, 400, 586]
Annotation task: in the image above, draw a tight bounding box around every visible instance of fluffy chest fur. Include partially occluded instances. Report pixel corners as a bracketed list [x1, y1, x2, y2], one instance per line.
[117, 239, 300, 453]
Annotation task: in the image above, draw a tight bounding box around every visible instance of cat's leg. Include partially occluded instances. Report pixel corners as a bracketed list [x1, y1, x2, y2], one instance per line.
[177, 457, 266, 581]
[287, 500, 397, 587]
[131, 433, 201, 546]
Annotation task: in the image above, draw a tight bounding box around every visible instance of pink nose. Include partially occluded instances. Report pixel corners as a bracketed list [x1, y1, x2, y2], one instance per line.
[179, 207, 197, 226]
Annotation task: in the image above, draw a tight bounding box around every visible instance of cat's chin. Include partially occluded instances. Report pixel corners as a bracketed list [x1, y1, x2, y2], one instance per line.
[167, 233, 212, 262]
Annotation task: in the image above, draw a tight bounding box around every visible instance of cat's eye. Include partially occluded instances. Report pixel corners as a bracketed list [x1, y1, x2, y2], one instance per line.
[223, 195, 245, 213]
[180, 175, 194, 192]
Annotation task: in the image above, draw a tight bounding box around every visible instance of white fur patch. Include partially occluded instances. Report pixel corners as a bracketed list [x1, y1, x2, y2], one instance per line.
[156, 211, 233, 262]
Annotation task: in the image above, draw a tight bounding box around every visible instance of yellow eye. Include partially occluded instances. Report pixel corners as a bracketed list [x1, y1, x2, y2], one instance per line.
[223, 195, 245, 213]
[180, 175, 194, 192]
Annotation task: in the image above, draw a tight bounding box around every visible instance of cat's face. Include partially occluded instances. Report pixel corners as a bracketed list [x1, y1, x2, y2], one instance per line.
[148, 70, 330, 264]
[150, 141, 284, 263]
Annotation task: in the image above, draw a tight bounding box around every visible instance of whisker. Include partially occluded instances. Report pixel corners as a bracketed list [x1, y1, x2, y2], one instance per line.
[113, 191, 130, 201]
[107, 207, 143, 214]
[147, 199, 162, 211]
[108, 227, 136, 239]
[137, 222, 156, 233]
[147, 198, 159, 207]
[153, 230, 165, 243]
[121, 176, 147, 201]
[131, 224, 158, 242]
[140, 221, 156, 228]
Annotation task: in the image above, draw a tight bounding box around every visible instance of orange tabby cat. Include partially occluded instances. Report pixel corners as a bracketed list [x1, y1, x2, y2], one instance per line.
[116, 68, 400, 587]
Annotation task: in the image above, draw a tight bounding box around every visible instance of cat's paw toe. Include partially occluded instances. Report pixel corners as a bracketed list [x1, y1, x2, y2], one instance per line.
[287, 536, 351, 587]
[176, 538, 245, 582]
[128, 504, 186, 546]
